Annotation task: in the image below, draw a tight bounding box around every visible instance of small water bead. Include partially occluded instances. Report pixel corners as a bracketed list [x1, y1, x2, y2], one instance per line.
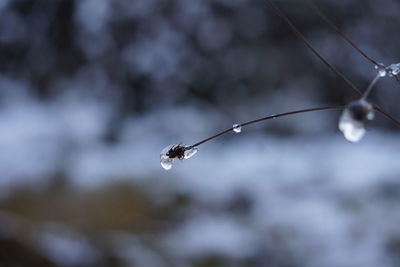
[375, 63, 387, 77]
[338, 100, 374, 143]
[232, 124, 242, 133]
[387, 63, 400, 76]
[366, 109, 375, 120]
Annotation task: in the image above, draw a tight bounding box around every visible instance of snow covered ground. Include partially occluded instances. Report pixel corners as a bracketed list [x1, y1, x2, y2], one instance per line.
[1, 95, 400, 266]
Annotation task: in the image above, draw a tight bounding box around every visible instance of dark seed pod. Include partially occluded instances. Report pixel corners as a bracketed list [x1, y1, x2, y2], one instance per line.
[166, 145, 186, 159]
[347, 100, 374, 122]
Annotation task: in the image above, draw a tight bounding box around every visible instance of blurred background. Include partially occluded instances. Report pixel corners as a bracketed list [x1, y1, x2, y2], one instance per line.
[1, 0, 400, 266]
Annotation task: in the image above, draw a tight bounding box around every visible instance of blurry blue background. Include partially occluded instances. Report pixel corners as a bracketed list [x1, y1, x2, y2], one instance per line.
[1, 0, 400, 266]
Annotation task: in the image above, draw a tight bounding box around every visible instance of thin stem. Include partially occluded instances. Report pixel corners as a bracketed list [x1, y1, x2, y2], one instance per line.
[265, 0, 361, 95]
[361, 73, 381, 100]
[375, 106, 400, 127]
[266, 0, 400, 128]
[307, 0, 400, 89]
[395, 75, 400, 84]
[189, 106, 342, 148]
[306, 0, 380, 66]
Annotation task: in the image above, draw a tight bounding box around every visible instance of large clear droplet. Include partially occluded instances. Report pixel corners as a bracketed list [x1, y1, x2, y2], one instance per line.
[387, 63, 400, 76]
[184, 147, 198, 159]
[160, 145, 176, 170]
[232, 124, 242, 133]
[338, 100, 374, 143]
[339, 109, 366, 143]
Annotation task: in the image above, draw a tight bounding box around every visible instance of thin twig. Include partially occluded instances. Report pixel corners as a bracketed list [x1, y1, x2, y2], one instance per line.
[375, 106, 400, 126]
[265, 0, 361, 95]
[189, 106, 343, 148]
[266, 0, 400, 127]
[307, 0, 400, 89]
[306, 0, 380, 66]
[361, 73, 381, 100]
[395, 75, 400, 84]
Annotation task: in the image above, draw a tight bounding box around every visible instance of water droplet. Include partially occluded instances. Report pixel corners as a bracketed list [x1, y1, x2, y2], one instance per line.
[160, 145, 176, 170]
[160, 144, 198, 170]
[232, 124, 242, 133]
[160, 156, 174, 170]
[184, 147, 198, 159]
[375, 63, 387, 77]
[378, 69, 387, 77]
[338, 100, 374, 143]
[339, 109, 366, 143]
[387, 63, 400, 76]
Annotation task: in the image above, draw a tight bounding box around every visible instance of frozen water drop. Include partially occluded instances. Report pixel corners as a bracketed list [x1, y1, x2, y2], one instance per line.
[160, 144, 176, 170]
[184, 147, 198, 159]
[160, 144, 197, 170]
[339, 109, 366, 143]
[378, 69, 387, 77]
[387, 63, 400, 76]
[338, 100, 374, 143]
[160, 156, 174, 170]
[232, 124, 242, 133]
[375, 63, 387, 77]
